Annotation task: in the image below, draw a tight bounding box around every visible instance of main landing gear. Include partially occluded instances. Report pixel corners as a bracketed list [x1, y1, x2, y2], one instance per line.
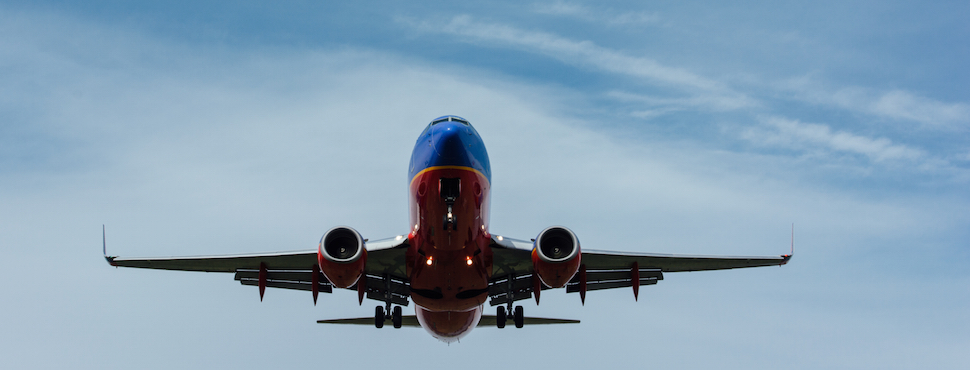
[375, 305, 403, 329]
[374, 273, 403, 329]
[495, 305, 524, 328]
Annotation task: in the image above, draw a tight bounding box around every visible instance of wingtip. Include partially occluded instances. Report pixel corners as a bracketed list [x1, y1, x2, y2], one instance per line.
[102, 225, 118, 266]
[783, 223, 794, 265]
[780, 254, 792, 265]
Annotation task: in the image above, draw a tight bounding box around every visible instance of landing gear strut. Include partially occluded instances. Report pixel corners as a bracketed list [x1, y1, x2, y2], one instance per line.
[373, 273, 404, 329]
[440, 177, 460, 231]
[496, 272, 526, 328]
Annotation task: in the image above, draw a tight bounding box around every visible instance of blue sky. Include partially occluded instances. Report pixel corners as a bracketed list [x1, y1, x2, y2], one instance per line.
[2, 1, 968, 369]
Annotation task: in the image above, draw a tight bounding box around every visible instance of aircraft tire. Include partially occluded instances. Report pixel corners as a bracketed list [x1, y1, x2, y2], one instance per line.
[375, 306, 385, 328]
[514, 306, 524, 328]
[392, 306, 402, 328]
[496, 306, 506, 328]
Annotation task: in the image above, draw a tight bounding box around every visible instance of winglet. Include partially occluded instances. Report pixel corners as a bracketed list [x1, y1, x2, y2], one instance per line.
[780, 223, 794, 265]
[103, 225, 117, 266]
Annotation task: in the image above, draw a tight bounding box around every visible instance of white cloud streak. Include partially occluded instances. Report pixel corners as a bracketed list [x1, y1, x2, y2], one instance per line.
[401, 15, 755, 111]
[607, 90, 754, 113]
[836, 88, 970, 128]
[782, 77, 970, 130]
[742, 116, 924, 162]
[531, 1, 661, 26]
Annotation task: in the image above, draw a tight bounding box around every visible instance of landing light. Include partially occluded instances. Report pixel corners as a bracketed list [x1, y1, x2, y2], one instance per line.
[426, 257, 433, 266]
[395, 235, 403, 240]
[497, 235, 504, 241]
[466, 257, 473, 266]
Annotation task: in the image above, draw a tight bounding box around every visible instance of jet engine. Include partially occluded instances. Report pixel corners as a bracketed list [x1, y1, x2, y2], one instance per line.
[317, 226, 367, 288]
[531, 226, 581, 288]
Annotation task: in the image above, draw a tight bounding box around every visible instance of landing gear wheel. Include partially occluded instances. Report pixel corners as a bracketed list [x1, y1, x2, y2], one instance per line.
[392, 306, 403, 328]
[496, 306, 507, 328]
[514, 305, 524, 328]
[375, 306, 385, 328]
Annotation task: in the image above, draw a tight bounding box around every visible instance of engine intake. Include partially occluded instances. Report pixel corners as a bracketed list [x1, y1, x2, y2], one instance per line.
[532, 226, 581, 288]
[317, 226, 366, 288]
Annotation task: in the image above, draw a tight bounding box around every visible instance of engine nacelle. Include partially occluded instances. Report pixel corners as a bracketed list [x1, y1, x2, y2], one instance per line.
[317, 226, 367, 289]
[531, 226, 581, 288]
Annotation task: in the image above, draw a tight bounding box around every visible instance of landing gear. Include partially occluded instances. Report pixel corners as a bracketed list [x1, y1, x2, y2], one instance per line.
[496, 306, 507, 328]
[496, 305, 524, 328]
[375, 305, 404, 329]
[392, 306, 403, 328]
[375, 306, 385, 328]
[498, 272, 525, 329]
[440, 178, 460, 231]
[374, 273, 404, 329]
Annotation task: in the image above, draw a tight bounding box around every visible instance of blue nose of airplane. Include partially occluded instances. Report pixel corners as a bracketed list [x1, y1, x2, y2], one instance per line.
[431, 121, 471, 162]
[409, 116, 491, 182]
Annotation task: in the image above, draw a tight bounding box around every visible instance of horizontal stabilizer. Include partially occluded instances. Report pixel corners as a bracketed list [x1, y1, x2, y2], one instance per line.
[317, 316, 422, 327]
[478, 315, 580, 326]
[317, 315, 580, 327]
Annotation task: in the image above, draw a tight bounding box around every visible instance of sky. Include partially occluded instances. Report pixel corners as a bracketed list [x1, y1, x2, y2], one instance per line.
[1, 1, 968, 368]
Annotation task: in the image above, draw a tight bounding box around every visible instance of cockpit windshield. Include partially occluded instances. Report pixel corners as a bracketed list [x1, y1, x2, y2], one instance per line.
[430, 115, 470, 126]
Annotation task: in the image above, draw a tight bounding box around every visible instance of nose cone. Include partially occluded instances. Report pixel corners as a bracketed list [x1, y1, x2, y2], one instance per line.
[431, 122, 471, 163]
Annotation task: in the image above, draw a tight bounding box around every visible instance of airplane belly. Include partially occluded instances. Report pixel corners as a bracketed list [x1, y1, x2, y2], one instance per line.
[407, 166, 492, 312]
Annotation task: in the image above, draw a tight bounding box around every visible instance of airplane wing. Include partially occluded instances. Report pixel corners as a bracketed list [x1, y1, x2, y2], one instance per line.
[105, 229, 788, 307]
[487, 235, 791, 306]
[105, 232, 411, 305]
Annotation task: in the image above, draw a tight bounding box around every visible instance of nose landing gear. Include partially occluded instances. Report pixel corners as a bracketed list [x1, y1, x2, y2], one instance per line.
[440, 178, 460, 231]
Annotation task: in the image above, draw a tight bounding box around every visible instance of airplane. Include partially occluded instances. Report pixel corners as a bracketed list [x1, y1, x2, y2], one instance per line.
[105, 115, 791, 342]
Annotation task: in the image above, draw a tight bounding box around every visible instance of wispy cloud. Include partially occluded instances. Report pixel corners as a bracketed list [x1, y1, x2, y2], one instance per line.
[782, 77, 970, 130]
[532, 1, 661, 26]
[401, 15, 754, 112]
[741, 116, 925, 162]
[835, 88, 970, 128]
[608, 90, 757, 113]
